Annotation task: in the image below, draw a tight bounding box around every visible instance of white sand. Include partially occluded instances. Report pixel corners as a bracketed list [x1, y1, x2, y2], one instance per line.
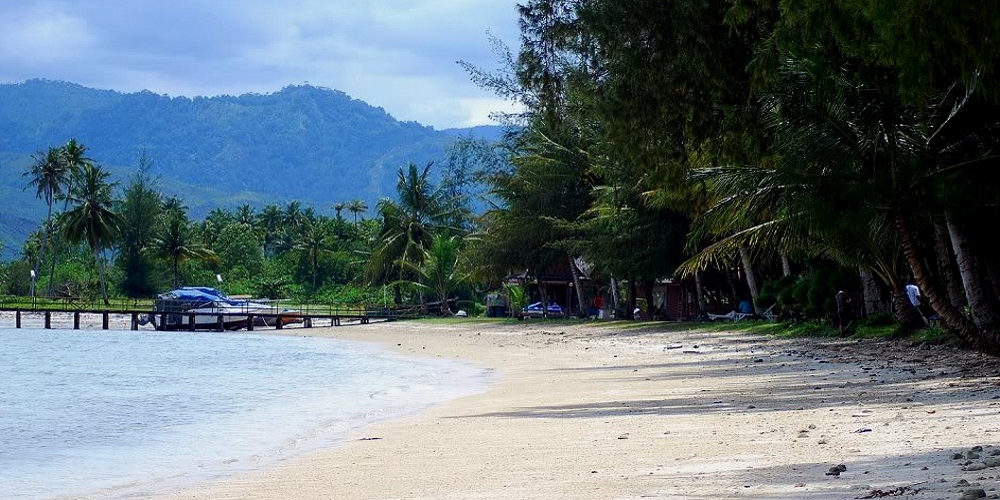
[140, 319, 1000, 499]
[7, 313, 998, 499]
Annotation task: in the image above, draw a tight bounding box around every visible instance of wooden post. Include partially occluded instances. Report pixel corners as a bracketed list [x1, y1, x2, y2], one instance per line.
[217, 314, 224, 332]
[44, 311, 51, 329]
[189, 313, 196, 331]
[74, 312, 81, 330]
[247, 315, 254, 331]
[16, 310, 21, 328]
[275, 315, 283, 329]
[304, 317, 312, 328]
[102, 312, 109, 330]
[334, 316, 340, 327]
[131, 312, 139, 331]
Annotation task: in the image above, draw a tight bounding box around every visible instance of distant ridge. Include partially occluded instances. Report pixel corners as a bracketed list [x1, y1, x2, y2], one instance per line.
[0, 79, 503, 258]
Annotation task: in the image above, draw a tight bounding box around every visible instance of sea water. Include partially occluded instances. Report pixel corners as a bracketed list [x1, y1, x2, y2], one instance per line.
[0, 328, 492, 499]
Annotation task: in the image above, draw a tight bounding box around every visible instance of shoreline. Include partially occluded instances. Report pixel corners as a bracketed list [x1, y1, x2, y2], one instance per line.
[148, 319, 1000, 499]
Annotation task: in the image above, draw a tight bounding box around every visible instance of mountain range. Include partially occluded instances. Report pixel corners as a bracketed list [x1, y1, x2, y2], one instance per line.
[0, 79, 504, 259]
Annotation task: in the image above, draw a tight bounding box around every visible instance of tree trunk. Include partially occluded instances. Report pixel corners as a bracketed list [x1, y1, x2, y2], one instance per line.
[568, 255, 587, 318]
[41, 202, 53, 294]
[628, 277, 637, 320]
[95, 248, 109, 306]
[946, 212, 1000, 330]
[896, 211, 985, 351]
[739, 246, 760, 313]
[695, 271, 708, 316]
[781, 251, 792, 277]
[311, 255, 318, 293]
[540, 282, 549, 318]
[933, 216, 967, 309]
[642, 279, 655, 319]
[610, 276, 621, 317]
[49, 196, 72, 295]
[859, 268, 883, 317]
[172, 258, 179, 288]
[437, 283, 452, 316]
[893, 290, 925, 333]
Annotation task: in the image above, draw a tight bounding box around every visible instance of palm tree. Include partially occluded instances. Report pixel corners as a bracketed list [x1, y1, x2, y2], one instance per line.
[23, 146, 71, 293]
[284, 201, 305, 229]
[50, 138, 92, 291]
[161, 195, 187, 215]
[333, 202, 346, 222]
[346, 199, 368, 228]
[148, 208, 218, 288]
[199, 208, 233, 247]
[235, 204, 255, 225]
[257, 203, 284, 256]
[292, 221, 333, 293]
[61, 163, 121, 305]
[394, 234, 468, 315]
[676, 56, 916, 323]
[365, 163, 456, 299]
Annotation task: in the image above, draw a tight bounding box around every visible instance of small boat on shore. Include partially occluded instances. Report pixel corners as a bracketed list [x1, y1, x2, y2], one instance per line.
[147, 287, 299, 331]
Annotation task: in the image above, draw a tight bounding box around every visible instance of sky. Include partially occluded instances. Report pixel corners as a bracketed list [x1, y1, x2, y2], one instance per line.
[0, 1, 524, 130]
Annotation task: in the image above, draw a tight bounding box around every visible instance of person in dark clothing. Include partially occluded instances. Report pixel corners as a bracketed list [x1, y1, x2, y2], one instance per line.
[835, 290, 853, 336]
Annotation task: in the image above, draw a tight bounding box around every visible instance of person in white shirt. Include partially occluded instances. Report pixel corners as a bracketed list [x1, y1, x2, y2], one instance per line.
[906, 281, 921, 308]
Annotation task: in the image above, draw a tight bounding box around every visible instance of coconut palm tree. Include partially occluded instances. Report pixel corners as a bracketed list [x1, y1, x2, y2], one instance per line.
[676, 55, 920, 325]
[50, 138, 92, 290]
[235, 204, 255, 225]
[148, 207, 218, 288]
[366, 163, 457, 300]
[394, 234, 468, 315]
[23, 146, 72, 293]
[292, 220, 333, 293]
[61, 163, 121, 305]
[256, 203, 284, 256]
[346, 199, 368, 228]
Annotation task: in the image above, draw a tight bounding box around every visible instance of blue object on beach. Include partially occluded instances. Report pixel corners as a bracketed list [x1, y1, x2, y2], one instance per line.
[522, 302, 563, 316]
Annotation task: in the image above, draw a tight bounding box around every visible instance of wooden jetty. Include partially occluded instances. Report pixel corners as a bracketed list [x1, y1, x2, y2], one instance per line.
[0, 306, 411, 332]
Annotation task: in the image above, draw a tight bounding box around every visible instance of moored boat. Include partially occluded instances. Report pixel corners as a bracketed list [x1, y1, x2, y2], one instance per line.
[147, 287, 298, 331]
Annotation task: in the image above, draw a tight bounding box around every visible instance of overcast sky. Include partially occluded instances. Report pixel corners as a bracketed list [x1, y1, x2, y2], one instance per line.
[0, 1, 523, 130]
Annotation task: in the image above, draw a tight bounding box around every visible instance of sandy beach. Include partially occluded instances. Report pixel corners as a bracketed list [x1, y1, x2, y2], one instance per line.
[132, 318, 1000, 499]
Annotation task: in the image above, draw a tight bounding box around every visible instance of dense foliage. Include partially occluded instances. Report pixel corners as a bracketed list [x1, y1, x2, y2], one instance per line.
[5, 3, 1000, 357]
[0, 80, 498, 258]
[459, 0, 1000, 353]
[1, 133, 493, 313]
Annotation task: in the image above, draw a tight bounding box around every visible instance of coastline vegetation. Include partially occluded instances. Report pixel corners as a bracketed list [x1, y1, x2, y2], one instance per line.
[2, 2, 1000, 356]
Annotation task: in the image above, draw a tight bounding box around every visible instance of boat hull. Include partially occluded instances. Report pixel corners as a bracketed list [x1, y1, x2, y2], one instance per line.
[149, 312, 250, 331]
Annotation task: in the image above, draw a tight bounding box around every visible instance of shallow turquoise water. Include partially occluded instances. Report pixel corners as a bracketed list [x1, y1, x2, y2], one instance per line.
[0, 328, 491, 499]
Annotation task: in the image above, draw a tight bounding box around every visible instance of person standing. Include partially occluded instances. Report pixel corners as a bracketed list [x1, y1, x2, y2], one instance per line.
[594, 295, 605, 319]
[906, 281, 921, 309]
[835, 290, 853, 336]
[906, 280, 933, 323]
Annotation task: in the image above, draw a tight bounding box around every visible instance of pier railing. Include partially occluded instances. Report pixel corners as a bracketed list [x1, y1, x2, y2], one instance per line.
[0, 294, 426, 331]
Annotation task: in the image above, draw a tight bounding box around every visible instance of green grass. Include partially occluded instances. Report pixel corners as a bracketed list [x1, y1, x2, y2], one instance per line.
[0, 295, 962, 348]
[408, 314, 970, 352]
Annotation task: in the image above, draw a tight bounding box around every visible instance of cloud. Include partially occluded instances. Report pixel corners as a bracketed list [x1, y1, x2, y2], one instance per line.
[0, 0, 522, 129]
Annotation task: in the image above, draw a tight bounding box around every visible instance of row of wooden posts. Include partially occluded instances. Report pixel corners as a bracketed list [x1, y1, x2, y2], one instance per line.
[6, 310, 373, 331]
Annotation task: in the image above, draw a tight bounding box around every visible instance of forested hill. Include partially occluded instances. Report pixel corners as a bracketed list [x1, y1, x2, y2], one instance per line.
[0, 79, 500, 258]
